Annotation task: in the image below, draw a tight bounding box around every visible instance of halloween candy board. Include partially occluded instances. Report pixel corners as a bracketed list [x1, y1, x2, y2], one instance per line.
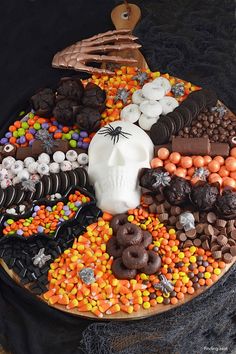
[0, 3, 236, 321]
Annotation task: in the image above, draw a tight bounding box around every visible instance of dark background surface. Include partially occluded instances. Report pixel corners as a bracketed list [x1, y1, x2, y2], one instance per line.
[0, 1, 235, 354]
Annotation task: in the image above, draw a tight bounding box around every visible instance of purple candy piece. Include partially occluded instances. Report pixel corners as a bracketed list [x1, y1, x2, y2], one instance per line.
[82, 142, 89, 149]
[32, 212, 37, 217]
[42, 123, 49, 129]
[17, 229, 24, 236]
[16, 138, 20, 144]
[65, 210, 71, 216]
[46, 206, 52, 211]
[0, 138, 8, 144]
[5, 132, 12, 138]
[34, 206, 40, 212]
[29, 128, 36, 134]
[75, 201, 82, 207]
[19, 136, 26, 144]
[29, 139, 35, 146]
[77, 141, 83, 148]
[72, 132, 80, 140]
[80, 131, 88, 138]
[58, 124, 63, 129]
[37, 226, 44, 233]
[63, 205, 69, 211]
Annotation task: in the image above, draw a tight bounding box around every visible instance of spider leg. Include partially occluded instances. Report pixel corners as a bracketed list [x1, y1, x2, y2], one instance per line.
[120, 132, 130, 139]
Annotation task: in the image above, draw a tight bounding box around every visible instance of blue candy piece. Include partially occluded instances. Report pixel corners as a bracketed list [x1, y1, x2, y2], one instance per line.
[5, 132, 12, 138]
[1, 138, 8, 144]
[42, 123, 49, 129]
[19, 136, 26, 144]
[72, 132, 80, 140]
[75, 201, 82, 207]
[77, 141, 83, 148]
[82, 142, 89, 149]
[34, 206, 40, 212]
[80, 131, 88, 138]
[29, 128, 36, 134]
[17, 229, 24, 236]
[37, 226, 44, 233]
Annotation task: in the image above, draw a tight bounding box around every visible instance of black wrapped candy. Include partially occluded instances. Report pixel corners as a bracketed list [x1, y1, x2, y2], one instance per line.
[82, 83, 106, 112]
[56, 77, 84, 102]
[163, 176, 192, 205]
[31, 88, 55, 117]
[140, 167, 171, 192]
[76, 106, 101, 133]
[216, 189, 236, 219]
[53, 99, 79, 126]
[190, 181, 219, 211]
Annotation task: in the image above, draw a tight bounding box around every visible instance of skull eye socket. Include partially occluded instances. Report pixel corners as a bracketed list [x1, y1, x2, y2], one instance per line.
[4, 144, 14, 153]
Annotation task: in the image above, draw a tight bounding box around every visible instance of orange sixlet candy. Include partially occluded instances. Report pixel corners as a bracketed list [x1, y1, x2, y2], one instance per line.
[193, 156, 205, 168]
[222, 177, 236, 189]
[165, 162, 176, 174]
[157, 148, 170, 160]
[180, 156, 193, 169]
[151, 158, 163, 168]
[208, 173, 222, 185]
[213, 156, 225, 166]
[169, 152, 181, 164]
[230, 147, 236, 158]
[208, 160, 220, 173]
[174, 167, 187, 178]
[218, 166, 229, 178]
[203, 155, 212, 165]
[225, 157, 236, 172]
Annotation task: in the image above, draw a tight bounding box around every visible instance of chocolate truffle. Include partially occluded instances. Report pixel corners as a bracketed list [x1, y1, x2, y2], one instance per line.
[191, 181, 219, 211]
[31, 88, 55, 117]
[56, 76, 84, 102]
[163, 176, 192, 205]
[216, 189, 236, 219]
[53, 98, 78, 126]
[76, 106, 101, 132]
[82, 83, 106, 112]
[140, 167, 171, 192]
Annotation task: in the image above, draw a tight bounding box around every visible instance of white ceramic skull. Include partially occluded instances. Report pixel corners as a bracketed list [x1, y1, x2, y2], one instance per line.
[88, 121, 154, 214]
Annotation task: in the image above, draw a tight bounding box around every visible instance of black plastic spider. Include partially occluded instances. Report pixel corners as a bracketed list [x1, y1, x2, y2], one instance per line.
[98, 124, 132, 144]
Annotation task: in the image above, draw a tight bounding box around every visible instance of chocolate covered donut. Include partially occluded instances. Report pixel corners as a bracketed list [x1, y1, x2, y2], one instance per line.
[122, 245, 148, 270]
[140, 231, 153, 248]
[111, 257, 137, 280]
[106, 237, 124, 258]
[140, 250, 161, 275]
[116, 223, 143, 247]
[110, 213, 128, 234]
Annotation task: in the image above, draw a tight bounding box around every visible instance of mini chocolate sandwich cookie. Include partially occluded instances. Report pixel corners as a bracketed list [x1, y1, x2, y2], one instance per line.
[42, 175, 52, 196]
[158, 115, 176, 136]
[150, 122, 171, 145]
[188, 90, 206, 111]
[50, 173, 61, 194]
[34, 181, 45, 201]
[59, 171, 70, 193]
[166, 111, 185, 132]
[0, 188, 7, 208]
[14, 188, 26, 205]
[4, 186, 17, 208]
[201, 88, 218, 108]
[176, 106, 193, 127]
[66, 170, 78, 187]
[181, 98, 200, 119]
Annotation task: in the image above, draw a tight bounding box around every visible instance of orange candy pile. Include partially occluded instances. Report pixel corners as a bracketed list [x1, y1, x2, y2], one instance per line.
[44, 210, 225, 317]
[152, 147, 236, 190]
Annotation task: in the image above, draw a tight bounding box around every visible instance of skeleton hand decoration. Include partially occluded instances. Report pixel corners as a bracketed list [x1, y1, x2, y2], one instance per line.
[52, 29, 141, 75]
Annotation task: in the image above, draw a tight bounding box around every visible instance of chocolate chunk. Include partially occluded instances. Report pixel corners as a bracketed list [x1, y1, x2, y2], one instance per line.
[204, 224, 215, 236]
[193, 238, 201, 247]
[223, 252, 233, 263]
[158, 213, 169, 222]
[16, 146, 35, 160]
[212, 250, 222, 259]
[216, 189, 236, 219]
[32, 139, 69, 155]
[184, 240, 193, 248]
[82, 82, 106, 112]
[185, 228, 196, 239]
[216, 219, 227, 228]
[207, 212, 217, 224]
[193, 212, 200, 223]
[210, 143, 230, 157]
[211, 243, 221, 252]
[230, 229, 236, 240]
[56, 76, 84, 102]
[156, 204, 166, 214]
[191, 182, 219, 212]
[179, 233, 187, 242]
[142, 195, 154, 205]
[169, 216, 177, 225]
[164, 176, 191, 206]
[217, 235, 228, 246]
[170, 206, 181, 216]
[196, 223, 205, 234]
[202, 240, 210, 250]
[149, 203, 157, 214]
[221, 245, 230, 254]
[172, 137, 210, 155]
[230, 245, 236, 256]
[228, 239, 236, 246]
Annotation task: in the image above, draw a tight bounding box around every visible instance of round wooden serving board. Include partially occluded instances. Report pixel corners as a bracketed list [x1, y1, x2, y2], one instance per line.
[0, 257, 235, 320]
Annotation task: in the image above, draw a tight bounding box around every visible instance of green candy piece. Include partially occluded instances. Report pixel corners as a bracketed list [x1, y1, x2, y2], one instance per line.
[13, 131, 19, 138]
[23, 222, 30, 227]
[7, 219, 14, 225]
[82, 197, 87, 203]
[63, 216, 69, 221]
[55, 215, 60, 219]
[46, 223, 51, 229]
[21, 122, 29, 129]
[33, 122, 41, 130]
[9, 231, 15, 235]
[70, 203, 75, 209]
[18, 128, 25, 137]
[69, 139, 77, 148]
[64, 133, 72, 140]
[19, 111, 25, 117]
[52, 205, 57, 211]
[73, 207, 78, 211]
[28, 112, 35, 119]
[60, 210, 65, 215]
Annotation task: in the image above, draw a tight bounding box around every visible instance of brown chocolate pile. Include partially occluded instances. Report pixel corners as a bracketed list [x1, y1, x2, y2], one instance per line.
[178, 106, 236, 143]
[143, 193, 236, 263]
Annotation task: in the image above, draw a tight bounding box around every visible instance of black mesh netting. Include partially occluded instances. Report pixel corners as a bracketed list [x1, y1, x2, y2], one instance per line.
[0, 0, 236, 353]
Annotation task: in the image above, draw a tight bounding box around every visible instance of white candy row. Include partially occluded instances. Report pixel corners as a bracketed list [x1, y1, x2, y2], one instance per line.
[120, 77, 179, 130]
[0, 150, 89, 189]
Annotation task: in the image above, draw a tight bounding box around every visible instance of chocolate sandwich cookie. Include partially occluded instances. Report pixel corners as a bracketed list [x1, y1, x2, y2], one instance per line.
[50, 173, 61, 194]
[59, 171, 70, 193]
[158, 115, 176, 136]
[181, 98, 200, 119]
[26, 190, 36, 203]
[4, 186, 17, 208]
[150, 122, 171, 145]
[41, 175, 52, 196]
[167, 111, 185, 132]
[14, 188, 26, 205]
[176, 106, 193, 127]
[188, 90, 206, 111]
[34, 181, 45, 201]
[66, 170, 78, 187]
[0, 188, 6, 208]
[74, 168, 87, 187]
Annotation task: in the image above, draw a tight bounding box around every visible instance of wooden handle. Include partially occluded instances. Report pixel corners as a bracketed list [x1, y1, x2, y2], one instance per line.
[111, 3, 141, 31]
